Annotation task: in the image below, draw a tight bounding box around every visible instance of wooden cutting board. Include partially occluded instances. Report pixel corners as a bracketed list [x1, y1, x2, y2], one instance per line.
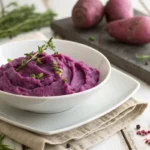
[51, 10, 150, 84]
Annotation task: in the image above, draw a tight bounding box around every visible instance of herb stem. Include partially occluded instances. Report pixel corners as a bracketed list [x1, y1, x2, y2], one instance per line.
[16, 52, 39, 71]
[16, 37, 57, 71]
[0, 0, 5, 17]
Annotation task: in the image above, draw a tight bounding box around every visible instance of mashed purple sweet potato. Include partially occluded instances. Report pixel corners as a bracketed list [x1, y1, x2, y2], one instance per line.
[0, 53, 99, 96]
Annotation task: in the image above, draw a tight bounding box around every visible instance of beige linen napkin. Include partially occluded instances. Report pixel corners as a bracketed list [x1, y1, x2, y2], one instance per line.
[0, 99, 147, 150]
[0, 33, 148, 150]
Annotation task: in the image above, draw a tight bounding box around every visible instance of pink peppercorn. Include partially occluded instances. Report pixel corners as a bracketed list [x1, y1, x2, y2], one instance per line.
[141, 130, 144, 132]
[145, 140, 149, 144]
[137, 131, 141, 135]
[136, 130, 150, 136]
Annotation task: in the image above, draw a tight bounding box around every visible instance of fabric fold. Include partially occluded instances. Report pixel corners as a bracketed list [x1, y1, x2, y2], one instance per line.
[0, 98, 147, 150]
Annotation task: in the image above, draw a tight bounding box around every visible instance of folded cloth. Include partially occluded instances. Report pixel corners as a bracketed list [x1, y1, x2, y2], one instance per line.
[0, 98, 147, 150]
[0, 33, 148, 150]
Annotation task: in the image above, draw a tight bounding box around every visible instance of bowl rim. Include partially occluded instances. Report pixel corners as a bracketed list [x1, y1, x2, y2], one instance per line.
[0, 39, 111, 99]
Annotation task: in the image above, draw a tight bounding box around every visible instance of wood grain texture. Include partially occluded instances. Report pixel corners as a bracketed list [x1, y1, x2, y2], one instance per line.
[122, 104, 150, 148]
[51, 10, 150, 85]
[1, 132, 130, 150]
[119, 77, 150, 150]
[89, 132, 130, 150]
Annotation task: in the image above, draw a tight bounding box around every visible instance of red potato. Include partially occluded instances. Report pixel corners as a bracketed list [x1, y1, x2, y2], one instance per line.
[72, 0, 104, 28]
[106, 16, 150, 45]
[105, 0, 134, 22]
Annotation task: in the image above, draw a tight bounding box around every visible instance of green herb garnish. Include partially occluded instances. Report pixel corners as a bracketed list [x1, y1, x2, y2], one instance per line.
[54, 51, 59, 55]
[89, 36, 95, 41]
[136, 54, 150, 62]
[16, 37, 57, 71]
[24, 51, 34, 58]
[63, 78, 67, 83]
[15, 37, 67, 83]
[0, 135, 14, 150]
[53, 60, 67, 83]
[53, 61, 62, 75]
[30, 74, 36, 78]
[36, 58, 42, 64]
[36, 73, 44, 79]
[30, 73, 44, 79]
[21, 59, 26, 66]
[7, 58, 11, 62]
[0, 2, 56, 39]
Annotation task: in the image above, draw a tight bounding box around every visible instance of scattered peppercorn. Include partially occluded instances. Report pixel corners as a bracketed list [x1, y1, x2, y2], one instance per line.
[145, 139, 149, 144]
[136, 131, 141, 135]
[145, 61, 148, 66]
[136, 130, 150, 136]
[137, 128, 150, 146]
[145, 139, 150, 145]
[136, 124, 141, 130]
[66, 143, 71, 148]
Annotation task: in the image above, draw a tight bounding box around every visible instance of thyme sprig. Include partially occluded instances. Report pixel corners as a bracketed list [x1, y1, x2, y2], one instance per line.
[0, 2, 56, 38]
[16, 38, 57, 71]
[136, 54, 150, 62]
[53, 60, 67, 83]
[15, 37, 67, 83]
[24, 51, 34, 58]
[0, 135, 14, 150]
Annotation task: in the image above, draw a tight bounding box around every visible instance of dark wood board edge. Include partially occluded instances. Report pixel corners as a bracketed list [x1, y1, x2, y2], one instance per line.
[51, 15, 150, 84]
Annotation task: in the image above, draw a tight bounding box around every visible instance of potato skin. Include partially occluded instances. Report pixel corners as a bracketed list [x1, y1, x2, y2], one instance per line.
[106, 16, 150, 45]
[72, 0, 104, 28]
[105, 0, 133, 22]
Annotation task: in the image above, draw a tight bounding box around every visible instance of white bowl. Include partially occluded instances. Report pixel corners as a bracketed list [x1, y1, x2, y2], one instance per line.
[0, 39, 111, 113]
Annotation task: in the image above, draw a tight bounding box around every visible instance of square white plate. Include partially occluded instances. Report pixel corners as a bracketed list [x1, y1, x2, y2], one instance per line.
[0, 68, 140, 135]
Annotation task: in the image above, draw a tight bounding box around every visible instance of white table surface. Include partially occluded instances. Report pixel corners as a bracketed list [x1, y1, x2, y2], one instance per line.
[0, 0, 150, 150]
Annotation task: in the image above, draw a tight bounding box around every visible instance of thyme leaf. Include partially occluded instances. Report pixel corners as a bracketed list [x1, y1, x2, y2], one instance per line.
[30, 74, 36, 78]
[136, 54, 150, 62]
[89, 36, 95, 41]
[36, 73, 44, 79]
[36, 58, 42, 64]
[7, 58, 11, 62]
[24, 51, 34, 58]
[30, 73, 44, 79]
